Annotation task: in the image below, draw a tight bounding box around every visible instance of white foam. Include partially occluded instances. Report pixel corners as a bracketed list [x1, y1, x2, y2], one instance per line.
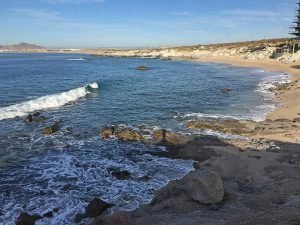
[67, 58, 86, 61]
[0, 82, 98, 121]
[88, 82, 99, 89]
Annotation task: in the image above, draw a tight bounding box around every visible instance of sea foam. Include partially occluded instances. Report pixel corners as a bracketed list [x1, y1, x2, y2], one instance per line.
[0, 82, 99, 121]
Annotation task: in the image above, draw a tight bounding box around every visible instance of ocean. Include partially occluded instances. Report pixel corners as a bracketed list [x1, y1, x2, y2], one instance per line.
[0, 53, 290, 224]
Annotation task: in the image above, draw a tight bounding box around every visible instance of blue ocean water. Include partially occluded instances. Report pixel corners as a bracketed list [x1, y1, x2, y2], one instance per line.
[0, 53, 289, 224]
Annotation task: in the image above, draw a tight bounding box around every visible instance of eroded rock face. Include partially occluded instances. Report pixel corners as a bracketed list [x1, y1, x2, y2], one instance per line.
[150, 169, 224, 210]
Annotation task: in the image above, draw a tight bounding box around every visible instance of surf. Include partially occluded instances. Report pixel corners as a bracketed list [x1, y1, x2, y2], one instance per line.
[0, 82, 99, 121]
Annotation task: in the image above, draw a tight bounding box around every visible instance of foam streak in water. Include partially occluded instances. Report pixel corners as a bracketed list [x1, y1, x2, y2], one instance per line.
[0, 82, 98, 121]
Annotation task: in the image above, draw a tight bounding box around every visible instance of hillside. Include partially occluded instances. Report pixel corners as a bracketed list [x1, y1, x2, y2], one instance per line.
[94, 38, 300, 64]
[0, 42, 45, 52]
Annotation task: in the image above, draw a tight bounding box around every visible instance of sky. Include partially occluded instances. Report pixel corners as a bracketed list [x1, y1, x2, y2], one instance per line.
[0, 0, 297, 48]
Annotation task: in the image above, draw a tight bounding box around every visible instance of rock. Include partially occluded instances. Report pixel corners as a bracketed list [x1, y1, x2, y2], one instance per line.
[222, 88, 232, 94]
[76, 198, 110, 222]
[42, 122, 59, 135]
[150, 169, 224, 209]
[111, 169, 131, 180]
[116, 128, 143, 142]
[33, 116, 46, 123]
[85, 198, 110, 218]
[15, 212, 42, 225]
[43, 211, 53, 218]
[152, 129, 186, 145]
[136, 66, 151, 70]
[26, 114, 33, 123]
[137, 175, 150, 182]
[100, 126, 117, 139]
[60, 184, 75, 191]
[186, 119, 251, 135]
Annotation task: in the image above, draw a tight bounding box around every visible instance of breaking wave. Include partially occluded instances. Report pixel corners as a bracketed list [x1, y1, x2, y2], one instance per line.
[0, 82, 99, 121]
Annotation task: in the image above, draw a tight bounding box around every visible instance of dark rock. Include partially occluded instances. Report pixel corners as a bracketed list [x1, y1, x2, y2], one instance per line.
[222, 88, 232, 94]
[43, 211, 53, 218]
[111, 170, 131, 180]
[15, 212, 42, 225]
[137, 175, 150, 182]
[53, 208, 59, 213]
[85, 198, 110, 218]
[42, 122, 59, 135]
[26, 114, 33, 123]
[60, 184, 74, 191]
[76, 198, 110, 222]
[136, 66, 151, 71]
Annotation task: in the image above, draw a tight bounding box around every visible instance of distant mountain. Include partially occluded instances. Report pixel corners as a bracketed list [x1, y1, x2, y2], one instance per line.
[0, 42, 45, 51]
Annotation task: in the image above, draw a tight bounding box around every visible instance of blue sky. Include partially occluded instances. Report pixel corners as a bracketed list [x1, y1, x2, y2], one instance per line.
[0, 0, 296, 48]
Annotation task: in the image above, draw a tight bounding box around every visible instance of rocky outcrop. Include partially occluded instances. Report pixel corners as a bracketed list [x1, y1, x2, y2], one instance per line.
[150, 169, 224, 210]
[75, 198, 110, 223]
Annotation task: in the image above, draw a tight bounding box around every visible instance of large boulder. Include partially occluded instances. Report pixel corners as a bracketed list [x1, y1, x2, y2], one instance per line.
[150, 169, 224, 210]
[75, 198, 110, 223]
[15, 212, 42, 225]
[116, 128, 143, 141]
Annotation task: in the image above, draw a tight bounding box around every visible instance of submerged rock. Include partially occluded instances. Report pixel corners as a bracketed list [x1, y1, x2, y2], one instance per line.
[150, 169, 224, 210]
[222, 88, 232, 94]
[111, 169, 131, 180]
[75, 198, 110, 223]
[33, 116, 46, 123]
[15, 212, 42, 225]
[136, 66, 151, 71]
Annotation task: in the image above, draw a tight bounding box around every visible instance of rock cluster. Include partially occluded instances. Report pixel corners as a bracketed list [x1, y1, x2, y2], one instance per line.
[100, 125, 188, 145]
